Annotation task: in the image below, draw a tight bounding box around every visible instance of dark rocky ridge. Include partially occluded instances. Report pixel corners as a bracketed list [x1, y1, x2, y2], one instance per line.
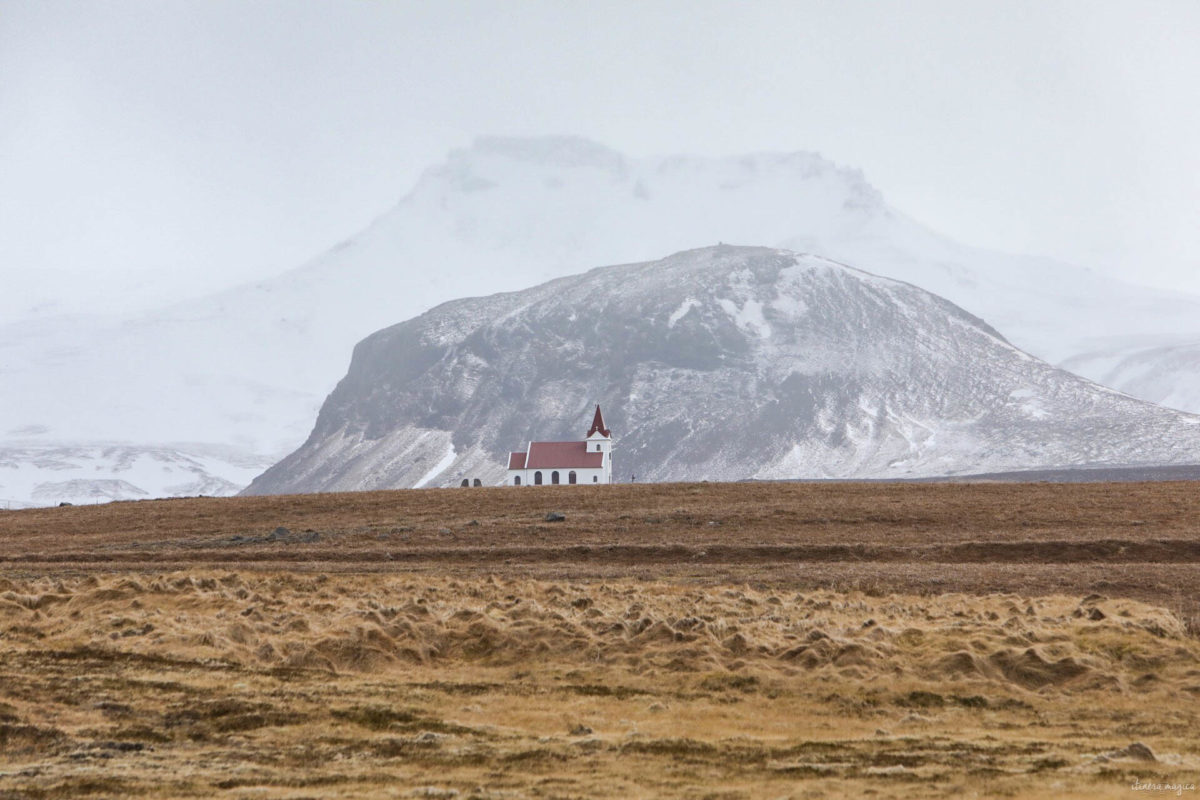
[245, 246, 1200, 494]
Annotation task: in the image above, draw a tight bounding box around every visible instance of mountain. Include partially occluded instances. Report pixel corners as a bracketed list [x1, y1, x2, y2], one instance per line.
[6, 137, 1200, 505]
[244, 247, 1200, 494]
[0, 442, 269, 510]
[1061, 341, 1200, 415]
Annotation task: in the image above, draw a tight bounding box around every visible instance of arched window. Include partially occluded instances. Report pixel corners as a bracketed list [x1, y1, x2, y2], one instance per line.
[593, 475, 598, 483]
[514, 475, 521, 486]
[473, 478, 481, 487]
[568, 471, 577, 484]
[460, 479, 469, 487]
[595, 444, 601, 451]
[551, 471, 560, 484]
[534, 471, 542, 485]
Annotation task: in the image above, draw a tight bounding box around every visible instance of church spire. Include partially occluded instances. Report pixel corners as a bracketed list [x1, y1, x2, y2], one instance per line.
[587, 404, 610, 438]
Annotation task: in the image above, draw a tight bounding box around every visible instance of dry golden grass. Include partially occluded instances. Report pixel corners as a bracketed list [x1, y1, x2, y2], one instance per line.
[2, 481, 1199, 798]
[4, 481, 1200, 624]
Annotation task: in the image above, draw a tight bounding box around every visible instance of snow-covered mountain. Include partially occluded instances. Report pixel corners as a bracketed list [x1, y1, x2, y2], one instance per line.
[6, 137, 1200, 505]
[1061, 341, 1200, 415]
[245, 247, 1200, 493]
[0, 442, 269, 509]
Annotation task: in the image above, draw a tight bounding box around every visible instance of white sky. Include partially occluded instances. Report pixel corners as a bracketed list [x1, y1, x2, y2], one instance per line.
[2, 0, 1199, 316]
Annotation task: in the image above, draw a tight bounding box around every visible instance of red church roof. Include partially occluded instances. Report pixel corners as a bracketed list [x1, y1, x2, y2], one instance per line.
[525, 441, 603, 469]
[507, 451, 527, 470]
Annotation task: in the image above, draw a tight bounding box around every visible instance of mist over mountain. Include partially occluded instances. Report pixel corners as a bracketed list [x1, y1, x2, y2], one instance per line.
[6, 137, 1200, 505]
[246, 247, 1200, 494]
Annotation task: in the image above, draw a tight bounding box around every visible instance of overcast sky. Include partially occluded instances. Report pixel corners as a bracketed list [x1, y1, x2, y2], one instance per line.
[3, 0, 1199, 316]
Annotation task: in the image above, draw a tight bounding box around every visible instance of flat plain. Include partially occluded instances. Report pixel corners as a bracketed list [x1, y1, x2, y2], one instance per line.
[2, 481, 1199, 798]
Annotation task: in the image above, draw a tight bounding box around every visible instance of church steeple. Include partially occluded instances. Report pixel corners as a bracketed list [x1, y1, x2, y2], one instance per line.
[586, 405, 610, 438]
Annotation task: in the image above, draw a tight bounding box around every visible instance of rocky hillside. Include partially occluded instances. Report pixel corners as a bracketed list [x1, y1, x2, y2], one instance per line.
[245, 247, 1200, 493]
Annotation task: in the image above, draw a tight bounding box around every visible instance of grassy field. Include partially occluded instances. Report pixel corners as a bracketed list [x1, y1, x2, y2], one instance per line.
[2, 482, 1199, 798]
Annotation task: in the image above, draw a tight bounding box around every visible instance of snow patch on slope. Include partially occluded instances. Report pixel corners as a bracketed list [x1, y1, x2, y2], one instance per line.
[668, 299, 700, 328]
[415, 443, 457, 488]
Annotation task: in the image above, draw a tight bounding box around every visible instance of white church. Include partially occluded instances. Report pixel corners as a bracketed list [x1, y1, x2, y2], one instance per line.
[506, 405, 613, 486]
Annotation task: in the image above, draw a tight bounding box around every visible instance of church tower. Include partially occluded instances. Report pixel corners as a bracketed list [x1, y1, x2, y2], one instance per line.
[585, 404, 613, 483]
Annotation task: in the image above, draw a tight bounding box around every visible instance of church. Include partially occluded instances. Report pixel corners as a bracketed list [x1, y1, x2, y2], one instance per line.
[506, 405, 613, 486]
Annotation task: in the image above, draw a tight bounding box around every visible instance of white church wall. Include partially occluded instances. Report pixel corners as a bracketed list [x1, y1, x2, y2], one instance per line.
[508, 466, 608, 486]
